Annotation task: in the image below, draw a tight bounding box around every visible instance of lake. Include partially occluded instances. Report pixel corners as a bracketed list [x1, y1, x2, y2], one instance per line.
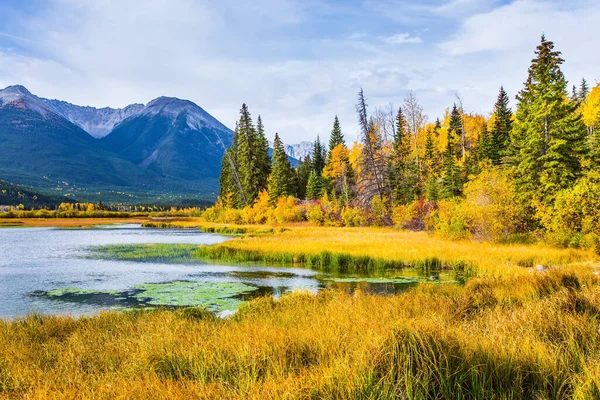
[0, 224, 441, 318]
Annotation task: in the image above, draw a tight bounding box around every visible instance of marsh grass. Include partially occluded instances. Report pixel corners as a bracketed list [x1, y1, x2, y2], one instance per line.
[2, 270, 600, 398]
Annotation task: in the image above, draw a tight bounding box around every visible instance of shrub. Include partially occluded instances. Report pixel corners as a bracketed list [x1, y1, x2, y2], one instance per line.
[341, 207, 365, 227]
[306, 203, 325, 226]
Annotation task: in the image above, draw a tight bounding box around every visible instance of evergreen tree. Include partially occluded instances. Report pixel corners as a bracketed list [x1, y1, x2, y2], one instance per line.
[449, 103, 463, 159]
[423, 128, 438, 179]
[425, 176, 439, 202]
[255, 115, 272, 189]
[219, 123, 246, 207]
[306, 169, 322, 200]
[510, 36, 587, 205]
[434, 118, 442, 134]
[295, 155, 312, 199]
[570, 85, 579, 102]
[311, 136, 326, 175]
[388, 107, 417, 205]
[477, 123, 494, 163]
[579, 78, 590, 102]
[324, 116, 354, 202]
[489, 86, 513, 165]
[235, 104, 270, 206]
[440, 132, 461, 198]
[328, 116, 344, 154]
[267, 133, 293, 203]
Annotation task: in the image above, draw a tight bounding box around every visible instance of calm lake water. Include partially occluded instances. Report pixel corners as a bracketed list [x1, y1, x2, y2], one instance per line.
[0, 224, 441, 318]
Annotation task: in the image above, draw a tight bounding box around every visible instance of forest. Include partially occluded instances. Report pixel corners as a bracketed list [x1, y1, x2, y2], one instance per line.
[210, 36, 600, 252]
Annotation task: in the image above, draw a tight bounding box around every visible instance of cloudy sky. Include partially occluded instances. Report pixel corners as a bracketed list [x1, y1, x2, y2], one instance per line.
[0, 0, 598, 144]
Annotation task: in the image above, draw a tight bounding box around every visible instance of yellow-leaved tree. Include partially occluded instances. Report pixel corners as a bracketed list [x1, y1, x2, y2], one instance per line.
[582, 83, 600, 135]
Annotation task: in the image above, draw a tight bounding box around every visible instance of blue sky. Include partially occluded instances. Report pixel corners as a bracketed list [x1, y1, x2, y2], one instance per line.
[0, 0, 598, 144]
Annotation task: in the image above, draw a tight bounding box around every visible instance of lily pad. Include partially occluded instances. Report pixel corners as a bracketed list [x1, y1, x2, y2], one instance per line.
[42, 281, 259, 313]
[132, 281, 259, 310]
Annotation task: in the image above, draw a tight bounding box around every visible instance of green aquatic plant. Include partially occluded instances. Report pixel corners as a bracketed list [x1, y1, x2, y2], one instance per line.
[44, 282, 259, 313]
[131, 281, 258, 310]
[47, 288, 120, 296]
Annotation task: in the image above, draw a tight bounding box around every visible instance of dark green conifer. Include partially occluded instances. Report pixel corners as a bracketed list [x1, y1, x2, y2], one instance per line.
[489, 86, 513, 165]
[267, 133, 293, 203]
[510, 36, 587, 204]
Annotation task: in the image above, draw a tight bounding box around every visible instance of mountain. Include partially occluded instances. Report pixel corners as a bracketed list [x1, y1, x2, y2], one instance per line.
[285, 141, 313, 161]
[101, 96, 233, 181]
[44, 99, 145, 138]
[0, 85, 233, 202]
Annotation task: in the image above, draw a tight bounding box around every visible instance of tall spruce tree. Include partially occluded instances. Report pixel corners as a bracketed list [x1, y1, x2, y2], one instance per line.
[255, 115, 272, 188]
[311, 136, 326, 175]
[235, 104, 270, 206]
[579, 78, 590, 102]
[267, 133, 293, 203]
[388, 107, 417, 205]
[510, 35, 587, 204]
[324, 116, 353, 201]
[449, 104, 463, 159]
[329, 116, 344, 154]
[219, 122, 247, 207]
[440, 108, 462, 198]
[489, 87, 513, 165]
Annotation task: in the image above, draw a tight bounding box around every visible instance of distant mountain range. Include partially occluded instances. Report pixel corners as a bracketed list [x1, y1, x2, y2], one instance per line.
[0, 85, 305, 204]
[0, 85, 234, 203]
[285, 141, 313, 161]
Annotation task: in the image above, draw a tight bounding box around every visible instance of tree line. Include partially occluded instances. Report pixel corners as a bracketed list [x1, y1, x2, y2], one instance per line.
[216, 36, 600, 248]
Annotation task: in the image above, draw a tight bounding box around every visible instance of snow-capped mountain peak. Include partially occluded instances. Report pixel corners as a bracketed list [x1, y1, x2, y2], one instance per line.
[285, 141, 314, 161]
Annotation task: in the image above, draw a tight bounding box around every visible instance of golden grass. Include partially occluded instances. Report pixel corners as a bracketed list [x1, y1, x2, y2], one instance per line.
[189, 224, 597, 277]
[2, 270, 600, 398]
[2, 223, 600, 398]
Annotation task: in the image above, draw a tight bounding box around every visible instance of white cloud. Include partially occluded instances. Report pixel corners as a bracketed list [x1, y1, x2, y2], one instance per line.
[0, 0, 598, 146]
[381, 33, 423, 44]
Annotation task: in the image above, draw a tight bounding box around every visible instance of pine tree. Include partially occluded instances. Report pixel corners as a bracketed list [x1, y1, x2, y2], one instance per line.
[489, 86, 513, 165]
[323, 117, 354, 202]
[295, 155, 312, 199]
[306, 169, 322, 200]
[434, 118, 442, 134]
[235, 104, 270, 206]
[311, 136, 326, 176]
[440, 128, 461, 198]
[255, 115, 272, 189]
[219, 123, 246, 207]
[477, 123, 494, 163]
[267, 133, 293, 204]
[329, 116, 344, 154]
[388, 107, 417, 205]
[579, 78, 590, 102]
[449, 104, 463, 159]
[510, 36, 587, 205]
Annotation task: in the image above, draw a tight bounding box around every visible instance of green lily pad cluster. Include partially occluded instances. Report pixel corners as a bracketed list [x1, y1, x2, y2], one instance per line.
[44, 281, 259, 313]
[132, 281, 258, 311]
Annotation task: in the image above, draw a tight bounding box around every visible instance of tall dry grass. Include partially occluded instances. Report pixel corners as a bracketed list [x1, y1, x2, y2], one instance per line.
[2, 269, 600, 398]
[190, 226, 596, 277]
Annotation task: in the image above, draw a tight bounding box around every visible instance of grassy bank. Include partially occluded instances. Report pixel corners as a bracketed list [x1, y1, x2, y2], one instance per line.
[92, 225, 597, 277]
[2, 270, 600, 398]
